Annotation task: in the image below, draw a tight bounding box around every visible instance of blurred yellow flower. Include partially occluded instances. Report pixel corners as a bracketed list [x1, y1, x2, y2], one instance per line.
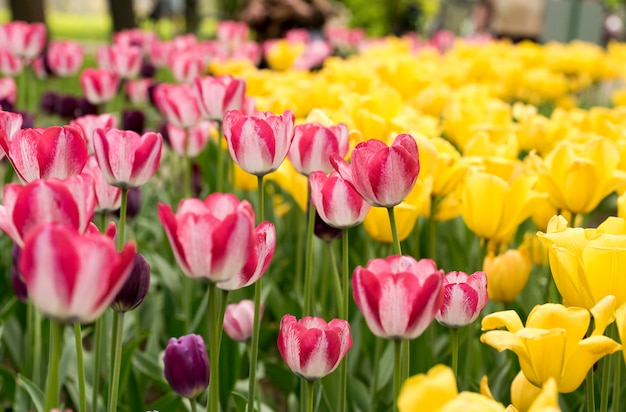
[265, 40, 305, 71]
[483, 247, 532, 303]
[481, 295, 621, 393]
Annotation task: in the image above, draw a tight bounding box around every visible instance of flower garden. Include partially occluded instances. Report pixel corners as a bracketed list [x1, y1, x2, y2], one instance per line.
[2, 16, 626, 412]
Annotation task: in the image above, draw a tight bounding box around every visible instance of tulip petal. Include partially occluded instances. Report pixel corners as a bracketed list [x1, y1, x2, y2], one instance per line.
[481, 310, 524, 333]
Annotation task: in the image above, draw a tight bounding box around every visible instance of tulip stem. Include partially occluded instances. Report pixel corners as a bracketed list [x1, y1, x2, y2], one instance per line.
[427, 196, 439, 259]
[612, 351, 621, 412]
[30, 304, 42, 387]
[190, 398, 198, 412]
[74, 323, 87, 412]
[328, 243, 343, 317]
[108, 311, 125, 412]
[570, 213, 578, 228]
[208, 283, 220, 412]
[92, 316, 103, 412]
[44, 321, 64, 411]
[451, 328, 459, 382]
[393, 339, 402, 412]
[216, 121, 225, 193]
[304, 379, 315, 412]
[586, 367, 596, 412]
[304, 186, 316, 315]
[600, 352, 611, 412]
[118, 188, 128, 250]
[387, 207, 402, 256]
[338, 228, 350, 412]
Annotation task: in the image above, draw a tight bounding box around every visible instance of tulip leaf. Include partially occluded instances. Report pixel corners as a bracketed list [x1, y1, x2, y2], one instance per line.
[0, 366, 16, 404]
[146, 391, 184, 411]
[376, 340, 394, 390]
[16, 374, 44, 412]
[133, 348, 167, 386]
[219, 336, 242, 409]
[2, 317, 23, 367]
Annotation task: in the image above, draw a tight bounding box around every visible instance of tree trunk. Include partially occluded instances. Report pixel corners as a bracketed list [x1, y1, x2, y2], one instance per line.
[185, 0, 199, 34]
[107, 0, 137, 33]
[8, 0, 45, 23]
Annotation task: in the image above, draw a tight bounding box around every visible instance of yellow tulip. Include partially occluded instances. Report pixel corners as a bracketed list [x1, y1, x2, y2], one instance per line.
[265, 40, 305, 71]
[483, 247, 532, 303]
[363, 201, 419, 243]
[460, 170, 544, 244]
[510, 371, 544, 412]
[537, 214, 626, 309]
[430, 137, 472, 198]
[533, 138, 626, 215]
[480, 295, 621, 393]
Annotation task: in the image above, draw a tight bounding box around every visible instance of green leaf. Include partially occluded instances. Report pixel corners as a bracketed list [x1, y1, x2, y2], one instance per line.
[219, 337, 242, 410]
[16, 374, 44, 412]
[0, 365, 16, 403]
[145, 391, 185, 411]
[376, 340, 394, 391]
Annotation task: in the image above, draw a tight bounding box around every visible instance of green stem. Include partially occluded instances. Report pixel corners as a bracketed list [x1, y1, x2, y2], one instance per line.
[184, 277, 193, 333]
[304, 379, 315, 412]
[74, 323, 86, 412]
[257, 175, 265, 223]
[427, 196, 439, 260]
[600, 352, 611, 412]
[190, 398, 198, 412]
[401, 340, 410, 382]
[33, 309, 42, 387]
[393, 339, 402, 412]
[612, 351, 621, 412]
[451, 328, 459, 383]
[387, 207, 402, 255]
[303, 187, 315, 315]
[207, 283, 220, 412]
[44, 321, 64, 412]
[339, 229, 349, 412]
[368, 338, 382, 412]
[100, 212, 107, 233]
[108, 312, 125, 412]
[118, 188, 128, 250]
[92, 317, 103, 412]
[327, 243, 343, 318]
[587, 367, 596, 412]
[183, 154, 192, 199]
[570, 213, 578, 228]
[216, 121, 224, 193]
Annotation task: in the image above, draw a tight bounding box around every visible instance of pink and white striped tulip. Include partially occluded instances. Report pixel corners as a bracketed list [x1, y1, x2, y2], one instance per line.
[0, 77, 16, 105]
[169, 49, 203, 84]
[217, 221, 276, 291]
[309, 171, 370, 229]
[193, 75, 246, 121]
[0, 110, 23, 159]
[158, 193, 256, 282]
[217, 21, 250, 50]
[98, 44, 142, 79]
[93, 128, 162, 189]
[0, 48, 23, 76]
[331, 134, 420, 208]
[80, 68, 120, 105]
[125, 78, 153, 105]
[3, 21, 46, 60]
[153, 84, 201, 129]
[435, 271, 488, 328]
[288, 122, 349, 175]
[47, 41, 84, 77]
[0, 125, 88, 183]
[0, 173, 95, 246]
[82, 156, 121, 213]
[277, 314, 352, 380]
[167, 121, 213, 158]
[113, 28, 156, 53]
[352, 255, 444, 340]
[19, 224, 136, 323]
[223, 299, 261, 342]
[223, 109, 295, 176]
[71, 113, 118, 154]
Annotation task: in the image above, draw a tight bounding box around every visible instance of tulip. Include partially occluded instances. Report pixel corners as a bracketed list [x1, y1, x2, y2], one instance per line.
[309, 171, 370, 229]
[510, 371, 545, 412]
[125, 78, 153, 105]
[352, 255, 444, 340]
[3, 21, 46, 60]
[0, 77, 16, 107]
[483, 247, 532, 304]
[163, 334, 210, 399]
[82, 156, 121, 213]
[79, 68, 120, 105]
[277, 314, 352, 380]
[288, 121, 349, 176]
[70, 113, 118, 154]
[0, 48, 23, 76]
[166, 121, 213, 158]
[435, 271, 488, 328]
[19, 224, 136, 323]
[223, 300, 261, 342]
[0, 110, 23, 158]
[0, 173, 95, 246]
[11, 244, 27, 302]
[194, 75, 246, 121]
[122, 109, 145, 135]
[331, 134, 419, 208]
[97, 44, 142, 79]
[223, 109, 295, 176]
[216, 20, 249, 50]
[537, 214, 626, 309]
[0, 125, 88, 183]
[110, 253, 150, 312]
[480, 295, 621, 393]
[158, 193, 256, 282]
[169, 49, 203, 84]
[93, 128, 163, 189]
[153, 84, 201, 129]
[217, 221, 275, 290]
[46, 41, 84, 77]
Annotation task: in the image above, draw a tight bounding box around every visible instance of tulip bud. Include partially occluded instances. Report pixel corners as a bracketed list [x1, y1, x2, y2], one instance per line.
[314, 210, 342, 243]
[122, 109, 146, 135]
[56, 94, 78, 119]
[111, 253, 150, 312]
[483, 248, 531, 303]
[223, 300, 261, 342]
[163, 334, 210, 399]
[435, 271, 488, 328]
[40, 91, 59, 114]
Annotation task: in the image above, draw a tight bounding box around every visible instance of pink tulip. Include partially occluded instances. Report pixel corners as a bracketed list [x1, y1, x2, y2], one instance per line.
[158, 193, 256, 282]
[80, 68, 120, 105]
[331, 134, 419, 208]
[223, 299, 261, 342]
[47, 41, 84, 77]
[125, 78, 153, 105]
[113, 28, 156, 53]
[277, 314, 352, 380]
[3, 21, 46, 60]
[0, 173, 95, 246]
[0, 110, 23, 159]
[0, 77, 17, 105]
[93, 128, 162, 189]
[223, 109, 295, 176]
[19, 224, 136, 323]
[167, 121, 213, 158]
[288, 122, 349, 175]
[0, 48, 23, 76]
[97, 44, 142, 79]
[230, 42, 262, 65]
[309, 171, 370, 229]
[153, 84, 201, 129]
[352, 255, 444, 340]
[217, 221, 276, 291]
[169, 49, 204, 84]
[193, 75, 246, 121]
[82, 156, 121, 213]
[435, 271, 488, 328]
[217, 21, 249, 50]
[0, 125, 88, 183]
[148, 39, 173, 68]
[71, 113, 118, 154]
[294, 40, 332, 70]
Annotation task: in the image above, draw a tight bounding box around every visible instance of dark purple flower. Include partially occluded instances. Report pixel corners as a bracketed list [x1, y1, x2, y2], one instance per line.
[11, 244, 27, 302]
[140, 61, 156, 78]
[163, 334, 210, 399]
[56, 94, 79, 119]
[17, 111, 35, 129]
[110, 253, 150, 312]
[314, 210, 342, 243]
[76, 97, 99, 117]
[39, 91, 59, 115]
[122, 109, 145, 134]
